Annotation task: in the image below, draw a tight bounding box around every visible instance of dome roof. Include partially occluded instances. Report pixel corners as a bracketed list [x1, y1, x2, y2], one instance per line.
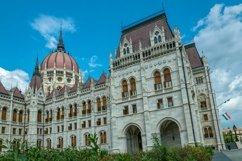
[40, 29, 79, 73]
[41, 51, 79, 73]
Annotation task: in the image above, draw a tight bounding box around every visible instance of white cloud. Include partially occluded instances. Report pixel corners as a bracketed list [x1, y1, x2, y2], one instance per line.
[194, 3, 242, 128]
[0, 67, 30, 92]
[81, 70, 88, 82]
[31, 15, 76, 49]
[88, 55, 102, 68]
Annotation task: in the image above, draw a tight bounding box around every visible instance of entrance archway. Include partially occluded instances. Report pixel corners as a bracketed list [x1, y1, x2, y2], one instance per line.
[126, 125, 142, 153]
[160, 120, 181, 147]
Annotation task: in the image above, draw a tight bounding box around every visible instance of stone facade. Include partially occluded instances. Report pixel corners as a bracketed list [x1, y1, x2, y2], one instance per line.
[0, 11, 224, 153]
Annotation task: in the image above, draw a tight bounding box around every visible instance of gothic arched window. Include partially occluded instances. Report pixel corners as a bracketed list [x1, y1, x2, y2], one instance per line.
[2, 107, 7, 121]
[12, 109, 17, 122]
[37, 110, 42, 123]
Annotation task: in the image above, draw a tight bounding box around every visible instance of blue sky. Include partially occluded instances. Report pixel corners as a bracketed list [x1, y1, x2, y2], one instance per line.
[0, 0, 242, 128]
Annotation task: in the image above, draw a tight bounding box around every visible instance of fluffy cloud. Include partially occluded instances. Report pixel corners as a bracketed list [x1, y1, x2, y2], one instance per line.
[194, 3, 242, 128]
[31, 15, 76, 49]
[0, 67, 30, 92]
[88, 55, 102, 68]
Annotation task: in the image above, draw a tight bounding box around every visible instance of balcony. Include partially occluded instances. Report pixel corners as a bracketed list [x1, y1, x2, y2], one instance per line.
[130, 90, 137, 97]
[154, 83, 162, 91]
[164, 81, 172, 89]
[122, 92, 129, 99]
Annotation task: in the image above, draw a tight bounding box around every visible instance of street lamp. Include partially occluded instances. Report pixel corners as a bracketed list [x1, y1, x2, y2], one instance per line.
[218, 98, 230, 109]
[233, 124, 239, 141]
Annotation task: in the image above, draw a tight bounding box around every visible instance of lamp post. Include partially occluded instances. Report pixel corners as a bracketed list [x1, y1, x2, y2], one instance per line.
[233, 124, 239, 142]
[214, 98, 231, 150]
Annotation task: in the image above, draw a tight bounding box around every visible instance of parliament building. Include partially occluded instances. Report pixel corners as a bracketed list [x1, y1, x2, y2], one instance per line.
[0, 11, 224, 153]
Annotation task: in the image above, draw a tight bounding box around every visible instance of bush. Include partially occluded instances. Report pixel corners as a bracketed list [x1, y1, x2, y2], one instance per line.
[0, 136, 214, 161]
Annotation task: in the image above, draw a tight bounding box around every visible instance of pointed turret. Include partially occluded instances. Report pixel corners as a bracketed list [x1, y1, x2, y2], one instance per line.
[57, 27, 65, 52]
[33, 56, 41, 77]
[29, 57, 42, 93]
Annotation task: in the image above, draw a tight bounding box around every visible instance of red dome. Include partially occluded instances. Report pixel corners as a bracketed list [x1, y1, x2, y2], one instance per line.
[41, 51, 79, 73]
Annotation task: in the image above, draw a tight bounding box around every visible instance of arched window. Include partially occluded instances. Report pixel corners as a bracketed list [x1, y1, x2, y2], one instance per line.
[154, 37, 158, 44]
[18, 110, 23, 123]
[47, 138, 51, 149]
[123, 48, 126, 55]
[69, 104, 73, 118]
[199, 94, 207, 110]
[122, 80, 128, 98]
[71, 135, 77, 147]
[2, 107, 7, 121]
[163, 68, 172, 88]
[82, 102, 86, 115]
[154, 71, 162, 90]
[50, 109, 52, 122]
[208, 127, 213, 138]
[12, 109, 17, 122]
[204, 127, 213, 138]
[97, 97, 101, 112]
[58, 137, 63, 148]
[57, 108, 60, 120]
[204, 127, 208, 138]
[163, 68, 171, 82]
[87, 100, 91, 114]
[130, 78, 136, 96]
[74, 104, 77, 116]
[154, 71, 161, 84]
[46, 110, 49, 123]
[37, 110, 42, 123]
[158, 35, 162, 42]
[102, 96, 107, 111]
[127, 47, 130, 54]
[85, 133, 90, 146]
[61, 107, 64, 119]
[100, 131, 107, 144]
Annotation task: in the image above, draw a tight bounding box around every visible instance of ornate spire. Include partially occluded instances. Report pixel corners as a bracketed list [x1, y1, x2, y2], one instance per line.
[57, 26, 65, 52]
[33, 56, 41, 76]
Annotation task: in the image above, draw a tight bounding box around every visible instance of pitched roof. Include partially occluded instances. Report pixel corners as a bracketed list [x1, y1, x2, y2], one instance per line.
[29, 75, 42, 93]
[11, 87, 24, 99]
[185, 43, 203, 69]
[117, 11, 173, 58]
[82, 77, 92, 89]
[96, 73, 107, 85]
[0, 81, 9, 95]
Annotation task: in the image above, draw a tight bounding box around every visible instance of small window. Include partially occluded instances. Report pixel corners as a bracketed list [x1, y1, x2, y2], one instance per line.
[123, 106, 129, 115]
[48, 77, 52, 82]
[67, 78, 71, 83]
[13, 128, 16, 135]
[19, 128, 22, 135]
[132, 104, 137, 113]
[154, 37, 158, 44]
[103, 117, 107, 125]
[96, 118, 101, 126]
[167, 97, 173, 107]
[123, 48, 126, 55]
[196, 77, 203, 85]
[157, 99, 163, 109]
[74, 123, 77, 130]
[201, 101, 207, 109]
[61, 125, 64, 132]
[2, 127, 6, 134]
[57, 77, 62, 82]
[88, 120, 91, 127]
[203, 114, 208, 121]
[82, 121, 86, 128]
[158, 35, 161, 42]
